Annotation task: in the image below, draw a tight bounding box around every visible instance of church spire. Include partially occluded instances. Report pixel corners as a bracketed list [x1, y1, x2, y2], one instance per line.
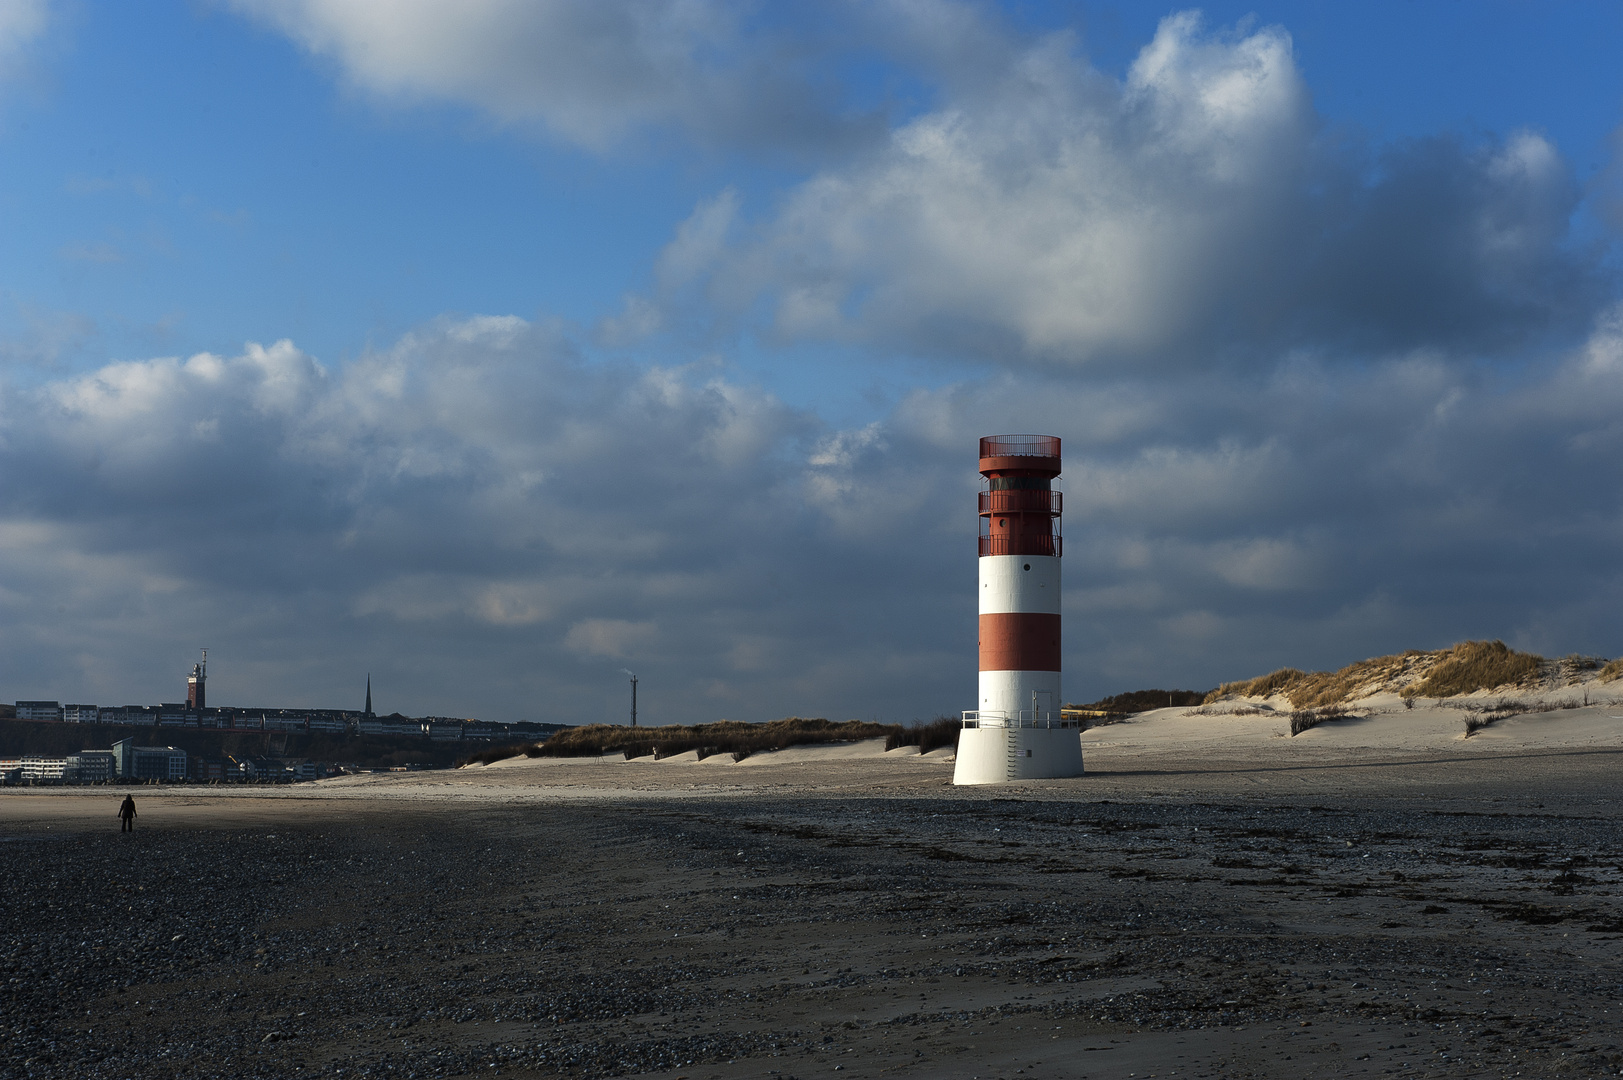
[364, 674, 373, 718]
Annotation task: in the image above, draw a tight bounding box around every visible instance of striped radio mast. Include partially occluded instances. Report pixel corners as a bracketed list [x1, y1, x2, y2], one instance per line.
[954, 435, 1084, 784]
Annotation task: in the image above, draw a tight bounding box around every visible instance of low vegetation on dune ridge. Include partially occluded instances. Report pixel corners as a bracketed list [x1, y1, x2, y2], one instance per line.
[579, 718, 901, 761]
[461, 718, 911, 766]
[1066, 689, 1209, 714]
[1404, 640, 1544, 699]
[459, 742, 548, 767]
[1205, 640, 1590, 709]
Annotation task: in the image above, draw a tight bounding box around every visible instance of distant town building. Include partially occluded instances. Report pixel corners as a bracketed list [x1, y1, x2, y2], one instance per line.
[14, 701, 61, 722]
[264, 712, 308, 733]
[232, 756, 291, 781]
[66, 751, 115, 782]
[61, 704, 98, 723]
[20, 757, 69, 781]
[358, 715, 424, 737]
[111, 738, 187, 781]
[307, 712, 349, 734]
[124, 705, 160, 725]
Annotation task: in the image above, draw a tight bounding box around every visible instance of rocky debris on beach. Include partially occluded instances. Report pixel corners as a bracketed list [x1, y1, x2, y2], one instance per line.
[5, 779, 1623, 1078]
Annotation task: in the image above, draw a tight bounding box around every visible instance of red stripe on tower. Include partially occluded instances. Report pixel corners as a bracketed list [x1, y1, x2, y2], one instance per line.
[978, 612, 1062, 671]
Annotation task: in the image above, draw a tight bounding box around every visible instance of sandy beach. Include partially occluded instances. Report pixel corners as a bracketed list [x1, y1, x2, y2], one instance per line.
[6, 705, 1623, 1079]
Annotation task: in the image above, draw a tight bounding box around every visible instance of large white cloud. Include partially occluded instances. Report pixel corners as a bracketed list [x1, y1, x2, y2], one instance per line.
[6, 308, 1623, 723]
[647, 12, 1598, 366]
[0, 317, 973, 723]
[225, 0, 879, 152]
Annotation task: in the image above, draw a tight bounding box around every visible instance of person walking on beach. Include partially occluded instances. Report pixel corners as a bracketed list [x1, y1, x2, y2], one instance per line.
[117, 794, 136, 832]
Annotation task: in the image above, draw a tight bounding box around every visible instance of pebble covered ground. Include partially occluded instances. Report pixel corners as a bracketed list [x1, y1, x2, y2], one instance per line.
[5, 750, 1623, 1079]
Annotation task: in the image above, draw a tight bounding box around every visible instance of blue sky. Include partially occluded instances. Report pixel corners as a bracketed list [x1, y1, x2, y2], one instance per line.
[2, 1, 1621, 723]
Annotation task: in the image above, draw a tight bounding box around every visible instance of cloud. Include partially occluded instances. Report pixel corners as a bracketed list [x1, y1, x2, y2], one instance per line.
[0, 316, 914, 722]
[0, 304, 98, 367]
[225, 0, 880, 153]
[649, 12, 1601, 367]
[0, 0, 45, 79]
[4, 305, 1623, 720]
[565, 618, 658, 660]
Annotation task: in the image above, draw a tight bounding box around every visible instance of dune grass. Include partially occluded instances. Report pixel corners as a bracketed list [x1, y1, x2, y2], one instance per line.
[534, 717, 899, 763]
[1289, 705, 1352, 737]
[1461, 695, 1583, 736]
[1206, 641, 1547, 708]
[457, 742, 549, 767]
[1402, 640, 1542, 700]
[1205, 668, 1307, 705]
[1599, 658, 1623, 684]
[1071, 689, 1209, 714]
[884, 716, 962, 754]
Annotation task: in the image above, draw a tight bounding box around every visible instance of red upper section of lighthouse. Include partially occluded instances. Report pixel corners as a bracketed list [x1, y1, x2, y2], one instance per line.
[979, 434, 1061, 477]
[979, 434, 1062, 557]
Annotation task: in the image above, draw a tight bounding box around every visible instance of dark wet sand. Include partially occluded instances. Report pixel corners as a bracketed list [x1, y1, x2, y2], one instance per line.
[5, 748, 1623, 1079]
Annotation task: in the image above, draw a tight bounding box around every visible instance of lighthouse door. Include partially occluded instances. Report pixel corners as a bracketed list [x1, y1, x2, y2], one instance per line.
[1028, 690, 1054, 724]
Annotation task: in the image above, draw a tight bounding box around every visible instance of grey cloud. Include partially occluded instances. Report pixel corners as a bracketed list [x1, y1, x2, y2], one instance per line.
[877, 305, 1623, 692]
[4, 306, 1623, 721]
[653, 13, 1606, 368]
[0, 317, 973, 723]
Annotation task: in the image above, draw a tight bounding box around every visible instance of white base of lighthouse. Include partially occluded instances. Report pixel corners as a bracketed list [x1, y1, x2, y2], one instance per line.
[953, 720, 1083, 785]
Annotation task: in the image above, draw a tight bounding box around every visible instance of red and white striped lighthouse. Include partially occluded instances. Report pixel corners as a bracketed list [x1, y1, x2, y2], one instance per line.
[955, 434, 1084, 784]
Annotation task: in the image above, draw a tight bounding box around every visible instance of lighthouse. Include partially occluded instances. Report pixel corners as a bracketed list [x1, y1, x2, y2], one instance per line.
[954, 435, 1084, 784]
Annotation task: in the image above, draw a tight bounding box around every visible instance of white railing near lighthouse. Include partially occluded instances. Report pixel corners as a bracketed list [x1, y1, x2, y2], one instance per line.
[960, 710, 1081, 730]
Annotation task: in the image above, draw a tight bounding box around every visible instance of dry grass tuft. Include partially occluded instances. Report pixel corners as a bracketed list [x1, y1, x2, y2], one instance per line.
[1289, 705, 1352, 737]
[1599, 658, 1623, 684]
[1462, 696, 1583, 735]
[1402, 640, 1542, 700]
[884, 716, 962, 754]
[536, 717, 897, 762]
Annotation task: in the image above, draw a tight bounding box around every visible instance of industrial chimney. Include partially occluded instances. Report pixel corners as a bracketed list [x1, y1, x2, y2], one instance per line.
[954, 435, 1084, 784]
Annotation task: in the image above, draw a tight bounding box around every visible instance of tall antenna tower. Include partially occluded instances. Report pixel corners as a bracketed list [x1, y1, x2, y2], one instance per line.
[629, 671, 638, 728]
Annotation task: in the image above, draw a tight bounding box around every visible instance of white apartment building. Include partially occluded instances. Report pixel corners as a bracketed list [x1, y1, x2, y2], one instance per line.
[20, 757, 69, 781]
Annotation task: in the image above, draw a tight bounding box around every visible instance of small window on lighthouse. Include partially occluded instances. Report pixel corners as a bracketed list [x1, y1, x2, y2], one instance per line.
[1023, 563, 1031, 571]
[999, 519, 1006, 527]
